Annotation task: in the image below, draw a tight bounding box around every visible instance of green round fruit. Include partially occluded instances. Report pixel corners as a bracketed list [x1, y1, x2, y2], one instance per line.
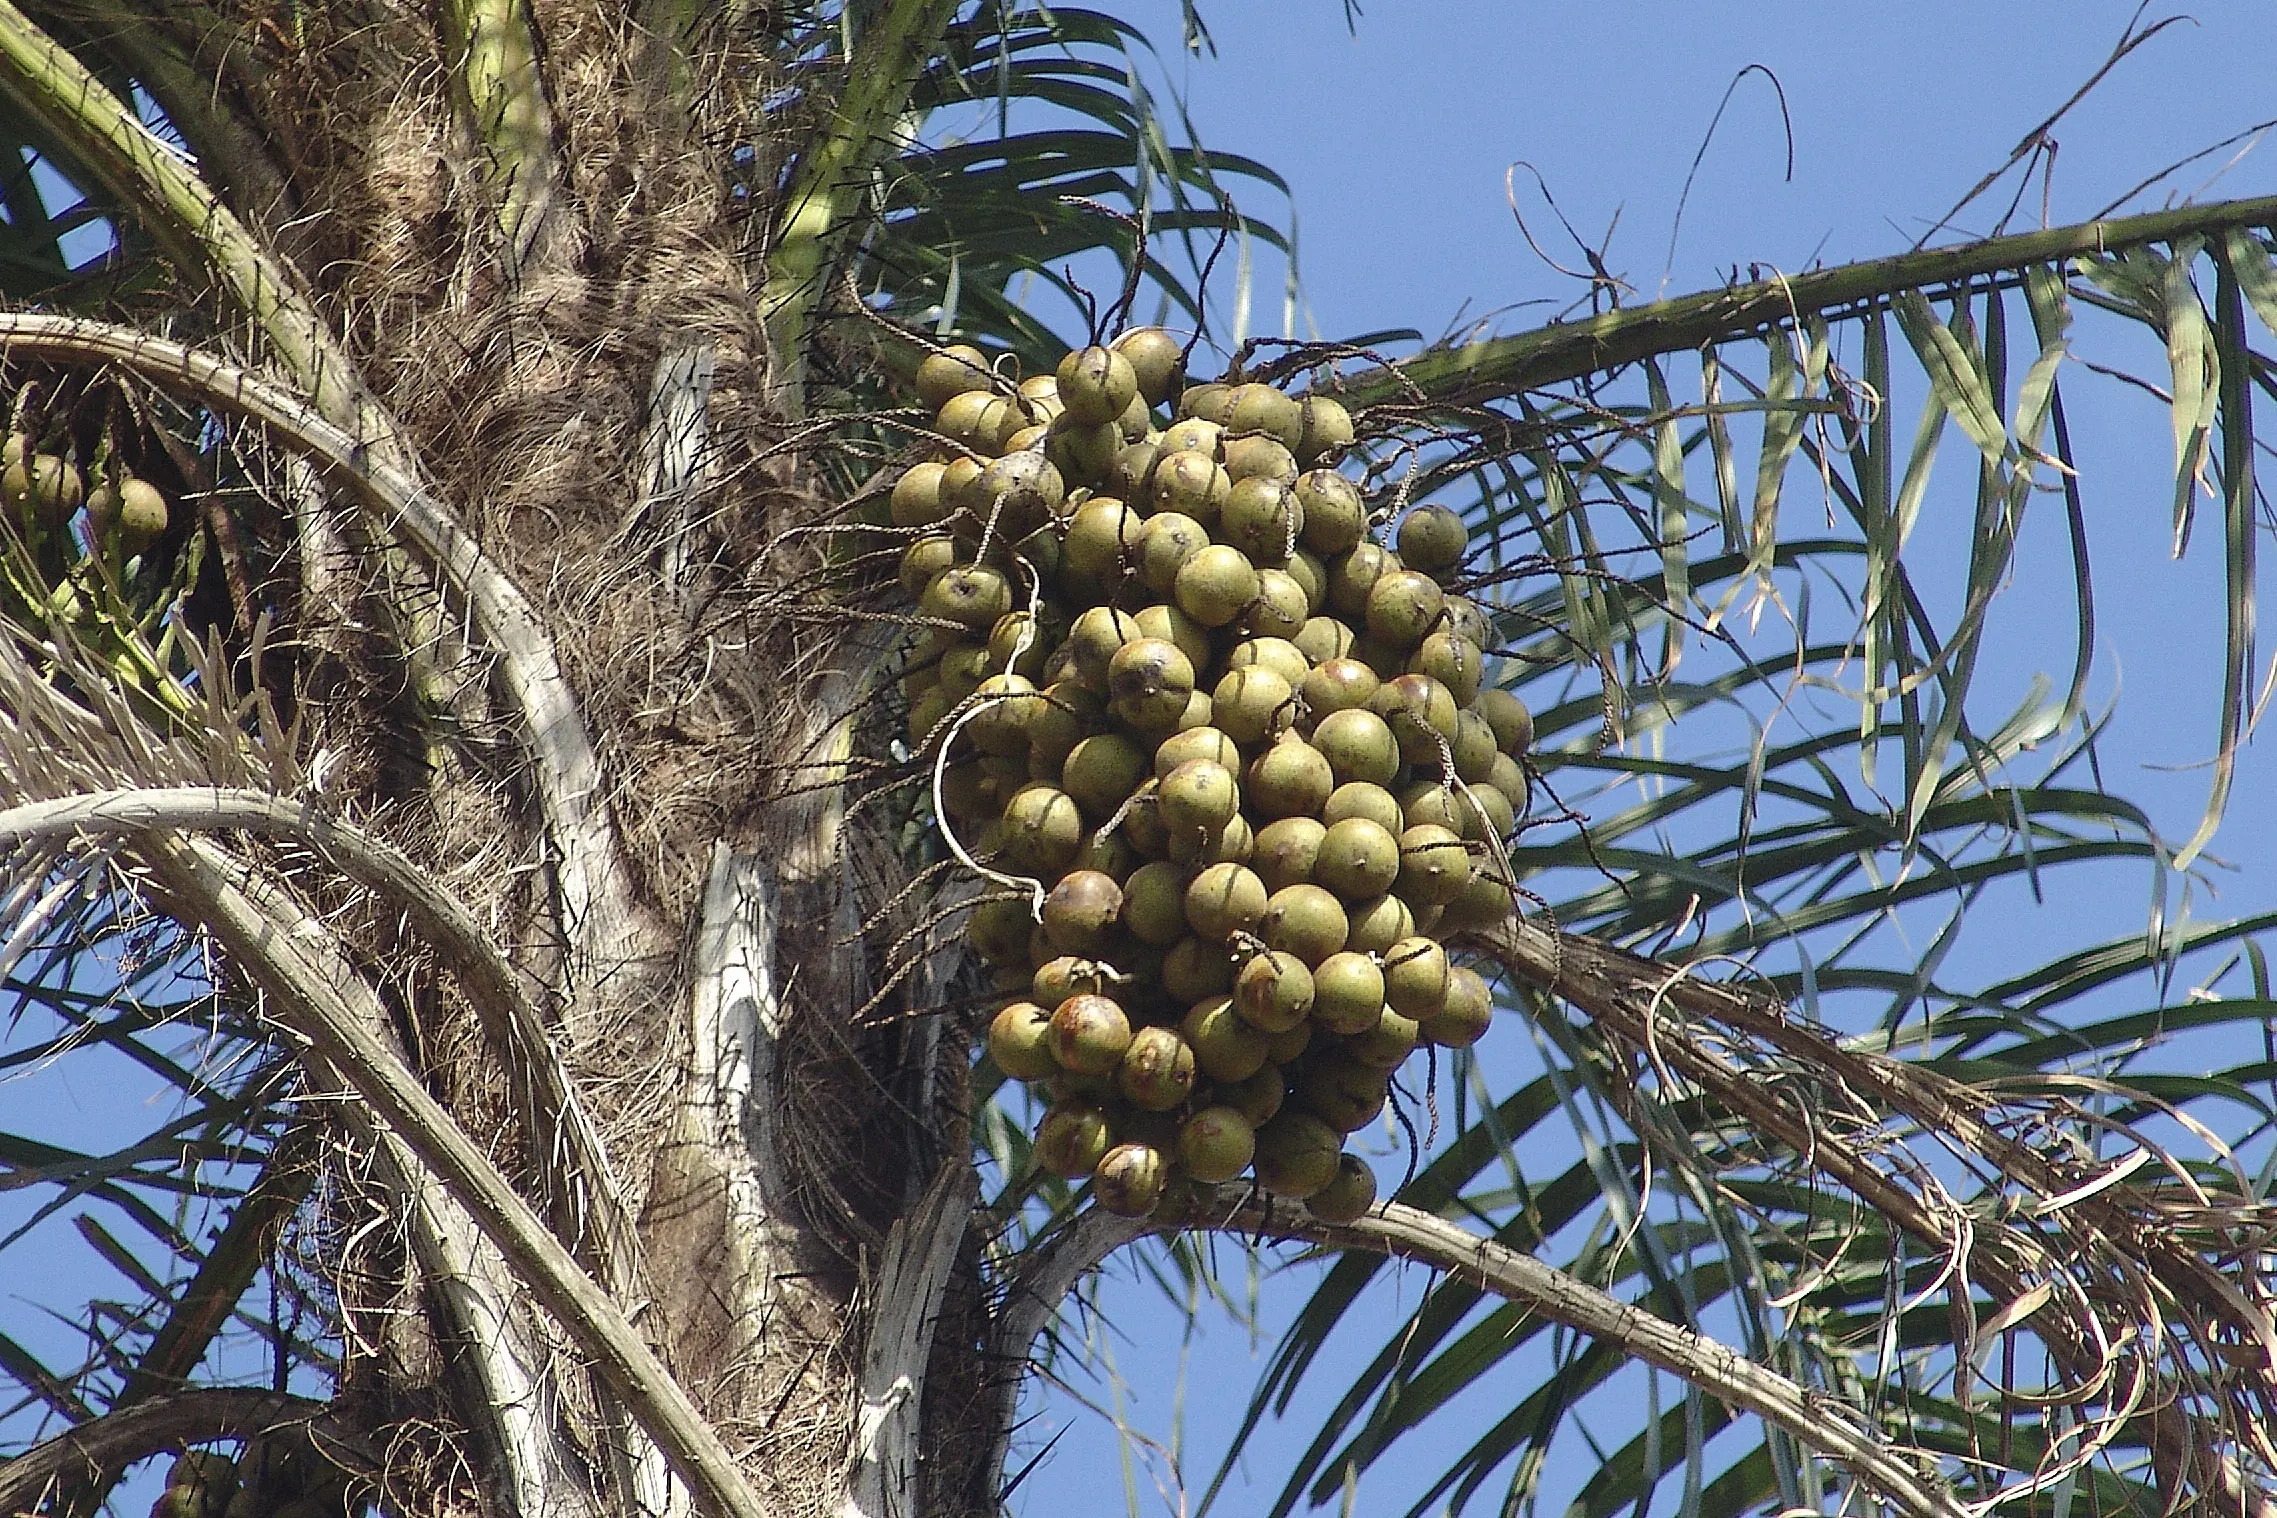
[989, 610, 1051, 678]
[1293, 614, 1357, 664]
[1319, 781, 1403, 835]
[1028, 681, 1101, 768]
[1451, 708, 1500, 782]
[1159, 757, 1240, 838]
[916, 343, 994, 410]
[1370, 674, 1461, 766]
[1110, 438, 1162, 500]
[1093, 1140, 1171, 1215]
[1233, 948, 1314, 1033]
[1296, 395, 1355, 465]
[1211, 665, 1295, 746]
[1161, 413, 1224, 454]
[1348, 1004, 1420, 1067]
[1224, 635, 1311, 689]
[1364, 568, 1447, 650]
[1248, 567, 1311, 638]
[1073, 828, 1136, 881]
[1301, 656, 1380, 718]
[1155, 725, 1240, 777]
[1396, 824, 1470, 907]
[1185, 861, 1269, 942]
[1175, 543, 1262, 628]
[1033, 955, 1111, 1008]
[1221, 1065, 1286, 1126]
[1049, 993, 1132, 1075]
[920, 564, 1013, 630]
[1061, 732, 1148, 818]
[1294, 470, 1366, 554]
[1112, 326, 1187, 406]
[1251, 1110, 1343, 1198]
[1251, 815, 1326, 893]
[1305, 1153, 1377, 1224]
[1311, 951, 1386, 1035]
[890, 461, 950, 527]
[966, 895, 1035, 965]
[966, 673, 1041, 756]
[1343, 892, 1414, 954]
[898, 534, 961, 597]
[1179, 383, 1233, 425]
[1117, 1024, 1198, 1110]
[1043, 869, 1124, 954]
[1315, 817, 1401, 900]
[1064, 496, 1145, 579]
[1382, 935, 1452, 1018]
[1065, 605, 1143, 692]
[1324, 542, 1394, 619]
[997, 785, 1084, 874]
[1469, 782, 1516, 841]
[1396, 503, 1469, 576]
[1421, 964, 1494, 1048]
[1034, 1098, 1113, 1178]
[1265, 1020, 1313, 1064]
[1181, 994, 1271, 1082]
[1260, 883, 1348, 964]
[1311, 708, 1401, 789]
[1439, 861, 1517, 930]
[1297, 1055, 1388, 1132]
[1478, 688, 1534, 757]
[1178, 1105, 1257, 1183]
[977, 449, 1065, 523]
[1398, 780, 1465, 832]
[936, 389, 1009, 450]
[988, 1000, 1058, 1080]
[1221, 434, 1299, 487]
[1121, 860, 1192, 947]
[1134, 600, 1213, 670]
[1489, 751, 1529, 808]
[1108, 637, 1197, 731]
[1048, 417, 1124, 482]
[1225, 382, 1305, 448]
[1057, 345, 1140, 425]
[1246, 737, 1335, 820]
[1162, 936, 1236, 1001]
[1152, 449, 1231, 525]
[1408, 629, 1482, 707]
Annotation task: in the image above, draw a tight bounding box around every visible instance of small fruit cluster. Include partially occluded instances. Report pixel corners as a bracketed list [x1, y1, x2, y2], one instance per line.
[152, 1438, 357, 1518]
[4, 428, 171, 555]
[894, 328, 1529, 1221]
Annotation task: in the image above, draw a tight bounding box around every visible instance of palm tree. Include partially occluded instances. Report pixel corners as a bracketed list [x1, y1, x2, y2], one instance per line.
[0, 5, 2270, 1518]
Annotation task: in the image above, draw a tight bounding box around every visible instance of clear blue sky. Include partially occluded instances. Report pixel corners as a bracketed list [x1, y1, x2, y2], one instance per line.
[1012, 5, 2277, 1515]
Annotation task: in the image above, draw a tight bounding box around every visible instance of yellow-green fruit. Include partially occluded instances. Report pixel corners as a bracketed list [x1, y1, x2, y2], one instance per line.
[989, 611, 1051, 678]
[1117, 1024, 1198, 1110]
[1121, 860, 1191, 947]
[1185, 861, 1268, 941]
[1179, 1105, 1257, 1183]
[907, 685, 952, 747]
[1034, 955, 1113, 1007]
[1444, 594, 1493, 648]
[1468, 782, 1516, 841]
[1064, 496, 1145, 579]
[1028, 681, 1101, 767]
[1266, 1019, 1313, 1064]
[1311, 951, 1386, 1035]
[1320, 781, 1403, 835]
[997, 784, 1085, 875]
[1246, 737, 1334, 820]
[1152, 449, 1231, 524]
[1049, 417, 1124, 482]
[1211, 665, 1294, 746]
[1225, 635, 1309, 688]
[917, 343, 994, 409]
[967, 896, 1036, 965]
[1293, 614, 1356, 664]
[1408, 629, 1482, 707]
[1251, 815, 1326, 893]
[1035, 1099, 1113, 1178]
[1365, 568, 1447, 650]
[1043, 869, 1124, 954]
[1478, 688, 1534, 756]
[155, 1488, 203, 1518]
[1057, 345, 1140, 425]
[1061, 732, 1148, 818]
[1162, 414, 1224, 455]
[1422, 964, 1494, 1048]
[898, 534, 960, 597]
[1156, 725, 1240, 777]
[1396, 502, 1470, 576]
[940, 453, 989, 516]
[1348, 1004, 1419, 1067]
[969, 673, 1044, 756]
[1116, 389, 1154, 439]
[936, 389, 1010, 451]
[1315, 817, 1401, 900]
[1440, 862, 1517, 930]
[1344, 892, 1414, 955]
[1451, 708, 1500, 782]
[1247, 567, 1311, 638]
[1297, 1055, 1388, 1132]
[1121, 791, 1170, 857]
[4, 452, 81, 528]
[1180, 382, 1234, 424]
[1252, 1110, 1343, 1198]
[1017, 372, 1064, 421]
[1286, 549, 1327, 613]
[1109, 637, 1197, 730]
[1233, 948, 1314, 1033]
[1135, 511, 1212, 596]
[1182, 993, 1271, 1082]
[1049, 992, 1132, 1075]
[1221, 433, 1299, 486]
[1221, 1064, 1287, 1126]
[1112, 326, 1187, 406]
[1134, 600, 1213, 670]
[1398, 780, 1465, 832]
[1302, 656, 1380, 718]
[1294, 470, 1366, 555]
[1382, 935, 1452, 1018]
[921, 563, 1014, 631]
[1260, 882, 1348, 964]
[891, 461, 950, 527]
[1110, 438, 1162, 499]
[989, 1000, 1059, 1080]
[1325, 541, 1394, 619]
[1370, 674, 1461, 765]
[1296, 395, 1355, 465]
[1093, 1140, 1171, 1215]
[1157, 760, 1237, 841]
[1065, 605, 1143, 691]
[1488, 751, 1529, 808]
[1305, 1153, 1377, 1224]
[1312, 707, 1400, 789]
[936, 642, 992, 702]
[1162, 935, 1235, 1001]
[1396, 824, 1470, 906]
[1175, 543, 1262, 628]
[1224, 381, 1305, 448]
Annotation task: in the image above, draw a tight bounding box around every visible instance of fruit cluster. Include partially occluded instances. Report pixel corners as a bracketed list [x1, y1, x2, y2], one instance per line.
[4, 428, 172, 555]
[894, 328, 1528, 1222]
[153, 1438, 357, 1518]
